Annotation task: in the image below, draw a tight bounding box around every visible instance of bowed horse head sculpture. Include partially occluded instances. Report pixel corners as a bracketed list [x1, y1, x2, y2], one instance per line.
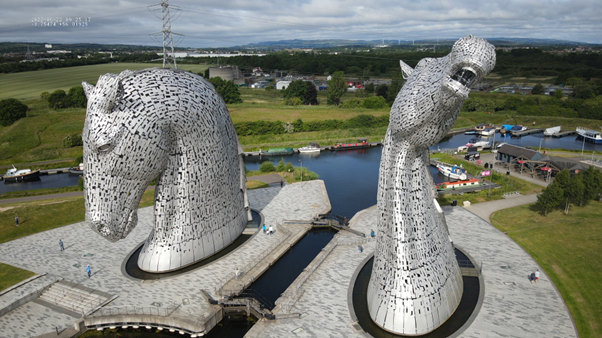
[82, 68, 250, 273]
[369, 36, 495, 335]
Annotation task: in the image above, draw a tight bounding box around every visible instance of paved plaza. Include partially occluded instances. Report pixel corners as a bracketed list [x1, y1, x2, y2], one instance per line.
[0, 178, 578, 338]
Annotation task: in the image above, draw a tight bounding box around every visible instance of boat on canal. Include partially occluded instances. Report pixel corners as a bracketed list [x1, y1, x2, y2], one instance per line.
[436, 162, 467, 180]
[474, 123, 495, 132]
[298, 143, 321, 153]
[544, 126, 561, 136]
[261, 148, 294, 156]
[69, 163, 84, 175]
[479, 128, 495, 136]
[4, 166, 41, 184]
[331, 138, 370, 151]
[576, 127, 602, 144]
[436, 178, 483, 191]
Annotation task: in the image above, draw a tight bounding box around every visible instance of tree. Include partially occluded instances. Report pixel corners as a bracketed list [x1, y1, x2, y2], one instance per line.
[554, 170, 584, 214]
[553, 90, 564, 99]
[572, 83, 595, 100]
[327, 71, 346, 106]
[582, 166, 602, 203]
[536, 183, 564, 215]
[276, 158, 286, 172]
[365, 83, 375, 93]
[386, 73, 405, 105]
[283, 80, 307, 99]
[304, 81, 318, 105]
[376, 84, 388, 98]
[0, 98, 28, 126]
[208, 77, 242, 104]
[531, 83, 544, 95]
[47, 89, 67, 109]
[65, 86, 87, 108]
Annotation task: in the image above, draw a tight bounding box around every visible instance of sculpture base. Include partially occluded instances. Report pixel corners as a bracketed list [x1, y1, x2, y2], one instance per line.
[353, 250, 481, 338]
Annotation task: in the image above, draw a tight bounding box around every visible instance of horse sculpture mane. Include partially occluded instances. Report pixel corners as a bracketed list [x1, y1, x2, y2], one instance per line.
[368, 35, 495, 335]
[82, 68, 250, 273]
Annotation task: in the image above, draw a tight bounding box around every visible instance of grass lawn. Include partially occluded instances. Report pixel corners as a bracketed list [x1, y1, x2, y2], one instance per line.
[0, 63, 211, 101]
[246, 180, 269, 189]
[490, 202, 602, 338]
[0, 263, 35, 292]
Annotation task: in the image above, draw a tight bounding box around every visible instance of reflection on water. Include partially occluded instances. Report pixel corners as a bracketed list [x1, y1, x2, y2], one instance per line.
[0, 173, 81, 195]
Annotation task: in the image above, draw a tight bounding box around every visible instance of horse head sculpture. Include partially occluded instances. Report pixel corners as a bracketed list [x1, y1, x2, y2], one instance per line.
[368, 36, 495, 335]
[82, 68, 250, 273]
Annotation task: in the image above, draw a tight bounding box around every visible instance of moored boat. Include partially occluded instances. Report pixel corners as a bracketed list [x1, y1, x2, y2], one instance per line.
[261, 148, 294, 156]
[4, 166, 41, 184]
[576, 127, 602, 144]
[544, 126, 561, 136]
[436, 162, 467, 180]
[298, 143, 321, 153]
[436, 178, 483, 191]
[474, 123, 495, 132]
[69, 163, 84, 175]
[479, 128, 495, 136]
[331, 138, 370, 151]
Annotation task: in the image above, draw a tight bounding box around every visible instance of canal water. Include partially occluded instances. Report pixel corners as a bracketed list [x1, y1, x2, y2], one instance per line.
[0, 173, 81, 195]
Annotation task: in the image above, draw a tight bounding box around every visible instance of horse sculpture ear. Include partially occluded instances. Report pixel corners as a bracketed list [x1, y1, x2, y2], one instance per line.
[82, 82, 94, 99]
[400, 60, 414, 79]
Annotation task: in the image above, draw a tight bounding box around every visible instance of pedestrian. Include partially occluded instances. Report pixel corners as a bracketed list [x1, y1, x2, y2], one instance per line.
[268, 225, 273, 235]
[59, 239, 64, 251]
[370, 229, 375, 238]
[358, 245, 363, 253]
[530, 271, 535, 283]
[86, 264, 91, 278]
[280, 180, 284, 188]
[235, 267, 240, 279]
[263, 224, 266, 234]
[15, 216, 19, 226]
[535, 269, 540, 283]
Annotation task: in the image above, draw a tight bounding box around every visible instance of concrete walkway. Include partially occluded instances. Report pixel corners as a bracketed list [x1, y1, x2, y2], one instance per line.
[0, 180, 330, 338]
[462, 194, 538, 222]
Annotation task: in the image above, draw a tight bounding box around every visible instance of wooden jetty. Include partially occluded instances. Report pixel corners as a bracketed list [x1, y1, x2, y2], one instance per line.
[511, 128, 543, 138]
[552, 130, 577, 138]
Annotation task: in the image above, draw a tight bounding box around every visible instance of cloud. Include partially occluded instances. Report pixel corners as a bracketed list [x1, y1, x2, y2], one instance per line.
[0, 0, 600, 46]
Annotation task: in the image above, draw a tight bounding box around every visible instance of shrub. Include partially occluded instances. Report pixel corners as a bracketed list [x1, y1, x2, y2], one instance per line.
[63, 134, 83, 148]
[362, 96, 388, 109]
[47, 89, 67, 109]
[40, 92, 50, 100]
[341, 98, 363, 108]
[260, 161, 276, 173]
[0, 98, 28, 126]
[284, 97, 303, 106]
[276, 158, 286, 171]
[285, 162, 294, 172]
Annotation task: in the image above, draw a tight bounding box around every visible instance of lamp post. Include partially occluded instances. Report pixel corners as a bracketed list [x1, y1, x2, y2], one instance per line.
[592, 151, 596, 164]
[488, 132, 496, 197]
[299, 159, 303, 182]
[582, 135, 586, 156]
[539, 139, 543, 153]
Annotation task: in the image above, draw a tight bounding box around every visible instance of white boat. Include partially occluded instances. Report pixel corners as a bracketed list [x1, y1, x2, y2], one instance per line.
[298, 142, 321, 153]
[436, 162, 467, 180]
[4, 166, 41, 183]
[544, 126, 561, 136]
[479, 128, 495, 136]
[576, 127, 602, 144]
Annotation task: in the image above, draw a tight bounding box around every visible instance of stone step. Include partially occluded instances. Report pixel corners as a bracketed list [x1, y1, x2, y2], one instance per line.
[39, 282, 109, 314]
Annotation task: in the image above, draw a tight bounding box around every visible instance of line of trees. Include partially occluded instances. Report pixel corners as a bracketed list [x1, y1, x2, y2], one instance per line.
[282, 80, 318, 105]
[536, 167, 602, 215]
[41, 87, 87, 109]
[233, 114, 389, 136]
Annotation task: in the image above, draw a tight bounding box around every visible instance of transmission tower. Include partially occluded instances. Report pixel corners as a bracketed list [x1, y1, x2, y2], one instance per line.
[150, 0, 181, 68]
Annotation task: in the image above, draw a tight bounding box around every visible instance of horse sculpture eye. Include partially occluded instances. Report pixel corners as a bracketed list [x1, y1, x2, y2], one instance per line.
[98, 144, 111, 152]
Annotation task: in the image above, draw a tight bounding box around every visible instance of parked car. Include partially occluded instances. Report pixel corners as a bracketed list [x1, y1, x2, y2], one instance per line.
[464, 151, 480, 161]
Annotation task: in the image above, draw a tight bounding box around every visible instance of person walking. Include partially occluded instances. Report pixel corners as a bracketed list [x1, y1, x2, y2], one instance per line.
[268, 225, 274, 235]
[59, 239, 64, 251]
[235, 267, 240, 279]
[15, 216, 19, 226]
[535, 269, 540, 283]
[263, 224, 266, 234]
[86, 264, 91, 278]
[280, 180, 284, 188]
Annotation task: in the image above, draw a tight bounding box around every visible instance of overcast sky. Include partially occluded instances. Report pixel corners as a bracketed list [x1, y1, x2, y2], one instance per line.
[1, 0, 601, 48]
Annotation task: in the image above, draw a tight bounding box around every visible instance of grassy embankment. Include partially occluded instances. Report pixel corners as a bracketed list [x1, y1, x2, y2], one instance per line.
[431, 153, 543, 205]
[491, 202, 602, 338]
[0, 263, 36, 292]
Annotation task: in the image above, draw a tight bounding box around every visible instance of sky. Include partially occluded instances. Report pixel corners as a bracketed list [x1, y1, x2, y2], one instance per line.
[1, 0, 601, 48]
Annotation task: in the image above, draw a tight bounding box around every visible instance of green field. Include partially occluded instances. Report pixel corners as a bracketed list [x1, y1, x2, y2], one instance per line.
[0, 63, 211, 100]
[491, 202, 602, 338]
[0, 263, 35, 292]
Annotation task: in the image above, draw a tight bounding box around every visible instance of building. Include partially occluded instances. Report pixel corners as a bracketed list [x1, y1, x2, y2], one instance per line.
[276, 81, 291, 90]
[208, 66, 241, 81]
[496, 144, 543, 164]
